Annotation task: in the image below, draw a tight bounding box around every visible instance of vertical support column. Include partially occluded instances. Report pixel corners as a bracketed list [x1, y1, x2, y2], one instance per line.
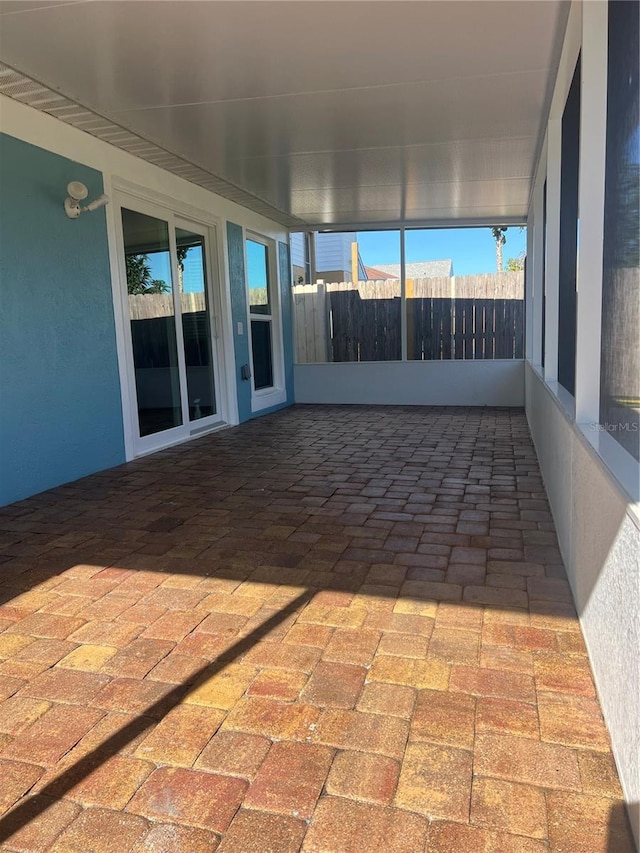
[400, 226, 407, 361]
[278, 240, 295, 404]
[309, 231, 317, 287]
[544, 118, 562, 382]
[575, 0, 608, 424]
[525, 204, 535, 362]
[528, 175, 545, 366]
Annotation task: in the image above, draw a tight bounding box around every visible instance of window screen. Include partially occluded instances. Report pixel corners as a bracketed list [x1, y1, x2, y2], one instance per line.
[558, 55, 581, 395]
[599, 0, 639, 461]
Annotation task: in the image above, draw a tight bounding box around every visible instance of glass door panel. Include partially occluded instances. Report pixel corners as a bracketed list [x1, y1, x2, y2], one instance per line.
[122, 207, 182, 437]
[176, 227, 217, 421]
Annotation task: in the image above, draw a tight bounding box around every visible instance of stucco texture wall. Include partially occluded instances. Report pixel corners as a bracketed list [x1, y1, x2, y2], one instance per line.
[525, 363, 640, 842]
[0, 133, 125, 506]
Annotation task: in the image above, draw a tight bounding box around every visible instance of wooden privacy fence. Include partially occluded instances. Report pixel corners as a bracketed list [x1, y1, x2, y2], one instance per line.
[128, 292, 206, 320]
[329, 290, 402, 362]
[407, 297, 524, 360]
[293, 273, 524, 362]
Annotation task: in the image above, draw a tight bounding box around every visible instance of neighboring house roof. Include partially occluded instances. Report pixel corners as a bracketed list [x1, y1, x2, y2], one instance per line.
[374, 260, 454, 278]
[363, 265, 398, 280]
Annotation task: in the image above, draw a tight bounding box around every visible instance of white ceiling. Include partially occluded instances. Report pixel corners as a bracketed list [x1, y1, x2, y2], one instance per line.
[0, 1, 569, 228]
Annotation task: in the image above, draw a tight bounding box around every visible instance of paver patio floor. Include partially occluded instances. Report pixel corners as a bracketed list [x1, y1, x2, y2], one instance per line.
[0, 405, 634, 852]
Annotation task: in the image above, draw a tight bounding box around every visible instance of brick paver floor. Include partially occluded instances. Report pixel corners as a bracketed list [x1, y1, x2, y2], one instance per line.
[0, 406, 634, 852]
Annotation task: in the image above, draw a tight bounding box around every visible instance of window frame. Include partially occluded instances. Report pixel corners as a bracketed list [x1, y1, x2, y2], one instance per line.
[244, 231, 287, 411]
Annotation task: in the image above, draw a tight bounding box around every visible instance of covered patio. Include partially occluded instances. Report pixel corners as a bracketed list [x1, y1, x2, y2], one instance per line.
[0, 0, 638, 848]
[0, 406, 634, 851]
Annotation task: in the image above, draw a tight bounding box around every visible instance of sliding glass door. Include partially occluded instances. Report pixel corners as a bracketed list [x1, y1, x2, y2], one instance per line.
[119, 199, 223, 452]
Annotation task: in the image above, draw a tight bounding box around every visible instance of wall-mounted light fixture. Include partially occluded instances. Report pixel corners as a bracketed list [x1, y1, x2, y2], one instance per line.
[64, 181, 110, 219]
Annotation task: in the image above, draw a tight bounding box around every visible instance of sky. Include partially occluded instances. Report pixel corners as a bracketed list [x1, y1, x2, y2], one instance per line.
[246, 239, 269, 291]
[146, 245, 206, 294]
[146, 225, 528, 292]
[147, 241, 270, 294]
[357, 227, 527, 276]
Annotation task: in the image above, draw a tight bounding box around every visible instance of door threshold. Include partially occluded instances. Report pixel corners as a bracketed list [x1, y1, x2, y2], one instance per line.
[134, 421, 232, 458]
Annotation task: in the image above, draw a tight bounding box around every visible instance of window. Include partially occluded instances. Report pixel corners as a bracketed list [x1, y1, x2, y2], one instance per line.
[599, 0, 639, 462]
[246, 235, 284, 402]
[290, 232, 313, 287]
[292, 228, 525, 363]
[406, 228, 524, 360]
[329, 230, 401, 363]
[558, 55, 581, 395]
[293, 231, 401, 363]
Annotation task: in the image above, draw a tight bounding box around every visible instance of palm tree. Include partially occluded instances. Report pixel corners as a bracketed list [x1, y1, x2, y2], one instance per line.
[125, 253, 170, 295]
[491, 226, 508, 272]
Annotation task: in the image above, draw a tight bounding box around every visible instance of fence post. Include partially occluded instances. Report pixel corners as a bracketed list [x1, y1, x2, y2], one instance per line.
[318, 283, 331, 363]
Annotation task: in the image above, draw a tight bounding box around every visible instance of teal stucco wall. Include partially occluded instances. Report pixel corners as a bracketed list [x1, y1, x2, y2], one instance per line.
[0, 133, 126, 506]
[227, 221, 253, 422]
[226, 222, 294, 421]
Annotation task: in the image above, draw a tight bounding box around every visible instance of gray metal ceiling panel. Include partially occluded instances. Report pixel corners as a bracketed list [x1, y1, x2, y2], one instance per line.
[0, 0, 570, 227]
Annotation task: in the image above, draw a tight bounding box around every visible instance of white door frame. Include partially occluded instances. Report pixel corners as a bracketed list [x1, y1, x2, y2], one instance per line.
[111, 181, 235, 457]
